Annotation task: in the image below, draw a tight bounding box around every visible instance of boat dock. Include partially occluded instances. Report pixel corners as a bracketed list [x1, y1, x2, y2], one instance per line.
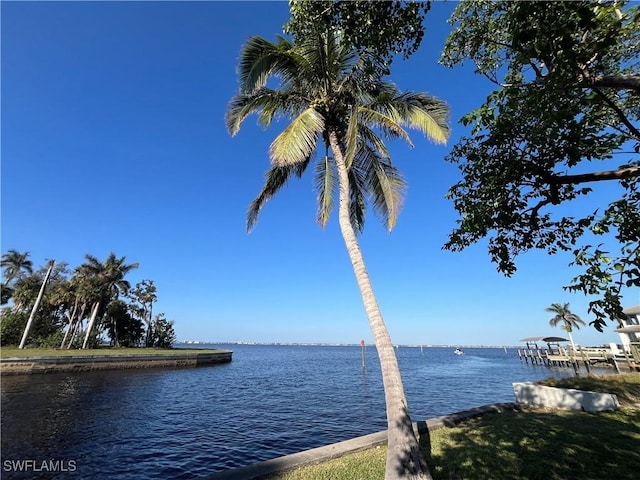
[517, 337, 639, 373]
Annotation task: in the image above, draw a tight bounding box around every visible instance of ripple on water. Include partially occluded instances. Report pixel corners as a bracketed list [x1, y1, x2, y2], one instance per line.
[1, 346, 580, 478]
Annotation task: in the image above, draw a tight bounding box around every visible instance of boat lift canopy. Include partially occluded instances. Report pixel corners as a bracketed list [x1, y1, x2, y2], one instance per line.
[520, 336, 568, 343]
[519, 336, 568, 350]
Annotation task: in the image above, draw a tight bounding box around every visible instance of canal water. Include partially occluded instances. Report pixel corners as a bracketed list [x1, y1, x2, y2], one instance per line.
[1, 345, 581, 479]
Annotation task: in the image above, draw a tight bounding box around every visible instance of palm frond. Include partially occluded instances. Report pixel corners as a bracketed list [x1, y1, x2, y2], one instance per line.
[256, 89, 300, 130]
[405, 97, 451, 145]
[247, 162, 309, 232]
[348, 160, 368, 234]
[358, 107, 413, 145]
[226, 88, 301, 136]
[382, 92, 451, 145]
[363, 150, 407, 231]
[238, 36, 298, 94]
[335, 48, 385, 96]
[269, 108, 324, 166]
[359, 124, 391, 159]
[344, 105, 359, 169]
[314, 155, 336, 228]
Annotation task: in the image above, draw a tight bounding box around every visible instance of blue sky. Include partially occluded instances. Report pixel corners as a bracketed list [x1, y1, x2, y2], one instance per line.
[2, 1, 637, 347]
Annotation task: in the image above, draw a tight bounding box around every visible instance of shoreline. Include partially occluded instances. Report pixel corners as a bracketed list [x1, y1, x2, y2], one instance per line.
[0, 349, 233, 375]
[206, 403, 523, 480]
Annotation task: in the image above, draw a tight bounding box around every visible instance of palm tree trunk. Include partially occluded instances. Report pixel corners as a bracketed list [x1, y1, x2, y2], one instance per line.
[67, 318, 82, 349]
[566, 327, 577, 352]
[60, 298, 79, 349]
[82, 301, 100, 349]
[329, 131, 431, 480]
[62, 318, 75, 349]
[60, 314, 74, 349]
[18, 260, 55, 349]
[148, 303, 153, 345]
[112, 315, 119, 347]
[66, 303, 86, 349]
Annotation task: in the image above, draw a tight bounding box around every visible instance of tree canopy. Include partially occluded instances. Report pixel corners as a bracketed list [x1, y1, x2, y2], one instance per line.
[226, 32, 449, 234]
[285, 0, 430, 74]
[0, 251, 176, 349]
[440, 0, 639, 330]
[1, 249, 33, 286]
[547, 302, 586, 333]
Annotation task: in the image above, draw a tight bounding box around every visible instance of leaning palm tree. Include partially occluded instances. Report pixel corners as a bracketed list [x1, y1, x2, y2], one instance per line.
[61, 272, 97, 349]
[546, 302, 586, 352]
[77, 253, 139, 349]
[227, 31, 449, 480]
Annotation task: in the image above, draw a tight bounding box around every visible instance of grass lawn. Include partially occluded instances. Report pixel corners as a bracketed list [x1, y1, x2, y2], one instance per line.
[267, 373, 640, 480]
[0, 346, 226, 358]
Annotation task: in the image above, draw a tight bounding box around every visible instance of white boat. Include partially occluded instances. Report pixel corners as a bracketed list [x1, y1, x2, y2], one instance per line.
[454, 348, 464, 355]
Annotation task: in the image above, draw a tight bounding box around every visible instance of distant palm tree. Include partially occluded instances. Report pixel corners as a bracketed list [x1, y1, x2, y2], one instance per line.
[1, 249, 33, 285]
[77, 253, 139, 349]
[546, 302, 586, 351]
[227, 30, 449, 480]
[61, 271, 98, 348]
[2, 251, 35, 306]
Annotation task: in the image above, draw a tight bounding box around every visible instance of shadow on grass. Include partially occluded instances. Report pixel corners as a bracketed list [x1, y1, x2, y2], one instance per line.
[421, 409, 640, 480]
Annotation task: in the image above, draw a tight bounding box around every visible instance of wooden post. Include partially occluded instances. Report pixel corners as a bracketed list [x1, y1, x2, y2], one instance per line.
[611, 353, 621, 373]
[579, 347, 591, 374]
[621, 348, 635, 372]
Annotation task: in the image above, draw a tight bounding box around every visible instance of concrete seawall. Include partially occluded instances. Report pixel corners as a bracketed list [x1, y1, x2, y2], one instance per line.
[208, 403, 522, 480]
[513, 382, 620, 412]
[0, 350, 233, 375]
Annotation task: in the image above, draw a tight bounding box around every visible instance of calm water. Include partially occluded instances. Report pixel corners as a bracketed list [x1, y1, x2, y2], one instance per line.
[1, 345, 582, 479]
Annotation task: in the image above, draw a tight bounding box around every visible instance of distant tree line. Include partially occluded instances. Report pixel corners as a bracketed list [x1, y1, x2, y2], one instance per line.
[0, 250, 176, 349]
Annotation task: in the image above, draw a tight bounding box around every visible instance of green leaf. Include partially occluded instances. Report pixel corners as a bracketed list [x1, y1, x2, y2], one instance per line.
[269, 108, 324, 166]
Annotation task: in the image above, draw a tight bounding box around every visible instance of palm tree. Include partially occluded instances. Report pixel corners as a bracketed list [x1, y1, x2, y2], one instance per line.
[1, 249, 33, 285]
[60, 272, 96, 349]
[226, 31, 449, 480]
[2, 250, 34, 306]
[77, 253, 139, 349]
[546, 302, 586, 352]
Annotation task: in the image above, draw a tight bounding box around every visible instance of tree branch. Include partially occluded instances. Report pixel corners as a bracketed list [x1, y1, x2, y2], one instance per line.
[549, 166, 640, 185]
[592, 86, 640, 140]
[589, 74, 640, 93]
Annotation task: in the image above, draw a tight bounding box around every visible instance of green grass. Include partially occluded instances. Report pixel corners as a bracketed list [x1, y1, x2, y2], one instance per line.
[425, 408, 640, 480]
[266, 373, 640, 480]
[268, 447, 387, 480]
[0, 346, 226, 358]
